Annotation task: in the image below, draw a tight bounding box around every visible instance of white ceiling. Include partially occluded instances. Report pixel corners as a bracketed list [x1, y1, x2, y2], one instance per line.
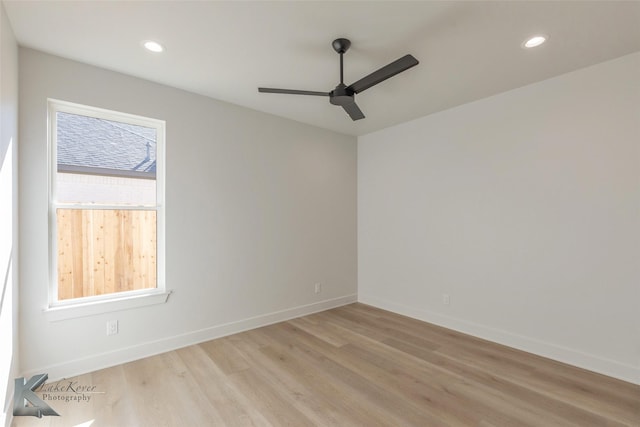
[4, 1, 640, 136]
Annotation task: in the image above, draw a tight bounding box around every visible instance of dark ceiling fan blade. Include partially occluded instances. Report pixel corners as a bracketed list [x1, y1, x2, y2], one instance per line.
[347, 54, 419, 94]
[258, 88, 330, 96]
[342, 101, 365, 121]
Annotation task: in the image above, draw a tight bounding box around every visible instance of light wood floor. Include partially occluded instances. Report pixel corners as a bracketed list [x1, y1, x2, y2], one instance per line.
[13, 303, 640, 426]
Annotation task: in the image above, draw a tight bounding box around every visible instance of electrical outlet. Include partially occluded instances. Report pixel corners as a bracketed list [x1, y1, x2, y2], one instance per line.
[314, 283, 322, 294]
[443, 294, 450, 305]
[106, 320, 118, 336]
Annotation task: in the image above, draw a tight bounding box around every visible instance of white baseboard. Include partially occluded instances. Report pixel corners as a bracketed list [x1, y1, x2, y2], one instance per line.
[24, 294, 357, 381]
[358, 294, 640, 385]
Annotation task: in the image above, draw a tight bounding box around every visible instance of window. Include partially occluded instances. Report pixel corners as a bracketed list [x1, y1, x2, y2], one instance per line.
[48, 100, 166, 314]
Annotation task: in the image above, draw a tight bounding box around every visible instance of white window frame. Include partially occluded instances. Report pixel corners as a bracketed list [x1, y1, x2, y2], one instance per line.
[45, 99, 169, 321]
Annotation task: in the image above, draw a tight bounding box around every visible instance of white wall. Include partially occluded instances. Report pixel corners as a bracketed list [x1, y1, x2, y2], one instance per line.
[0, 3, 19, 426]
[358, 52, 640, 384]
[19, 48, 357, 379]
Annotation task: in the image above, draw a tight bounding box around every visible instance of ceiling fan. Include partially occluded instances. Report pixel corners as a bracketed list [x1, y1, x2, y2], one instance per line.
[258, 38, 419, 121]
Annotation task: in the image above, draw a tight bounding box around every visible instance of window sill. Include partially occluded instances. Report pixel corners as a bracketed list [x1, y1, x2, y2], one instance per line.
[44, 291, 172, 322]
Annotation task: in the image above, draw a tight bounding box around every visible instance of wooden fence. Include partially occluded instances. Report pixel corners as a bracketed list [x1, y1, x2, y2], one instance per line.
[56, 209, 157, 300]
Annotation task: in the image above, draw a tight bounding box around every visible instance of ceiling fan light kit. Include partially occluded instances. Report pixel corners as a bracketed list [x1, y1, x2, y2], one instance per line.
[259, 38, 419, 121]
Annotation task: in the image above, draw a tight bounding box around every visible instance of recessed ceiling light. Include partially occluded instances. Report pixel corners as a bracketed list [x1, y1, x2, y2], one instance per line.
[143, 40, 164, 53]
[523, 35, 547, 49]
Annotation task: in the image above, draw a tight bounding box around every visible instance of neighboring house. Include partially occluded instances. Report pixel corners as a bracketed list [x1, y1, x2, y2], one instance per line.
[56, 111, 157, 206]
[57, 111, 156, 176]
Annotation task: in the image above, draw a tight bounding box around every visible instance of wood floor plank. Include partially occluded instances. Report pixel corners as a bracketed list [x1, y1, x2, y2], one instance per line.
[332, 304, 640, 424]
[225, 333, 350, 426]
[382, 337, 624, 427]
[269, 321, 499, 426]
[11, 303, 640, 426]
[120, 351, 222, 427]
[226, 368, 315, 427]
[199, 336, 252, 375]
[286, 317, 350, 347]
[260, 322, 444, 426]
[89, 366, 139, 427]
[175, 345, 269, 426]
[435, 343, 637, 425]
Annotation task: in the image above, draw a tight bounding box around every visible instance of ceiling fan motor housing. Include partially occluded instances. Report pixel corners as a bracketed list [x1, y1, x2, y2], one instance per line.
[330, 84, 355, 106]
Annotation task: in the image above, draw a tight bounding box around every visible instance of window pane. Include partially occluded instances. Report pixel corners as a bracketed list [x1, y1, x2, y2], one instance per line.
[56, 209, 157, 300]
[56, 173, 156, 205]
[56, 111, 156, 205]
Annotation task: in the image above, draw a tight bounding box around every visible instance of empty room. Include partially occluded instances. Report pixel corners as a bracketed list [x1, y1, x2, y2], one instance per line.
[1, 1, 639, 426]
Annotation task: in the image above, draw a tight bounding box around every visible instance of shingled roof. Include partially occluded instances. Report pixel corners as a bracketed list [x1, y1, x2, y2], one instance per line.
[57, 111, 156, 177]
